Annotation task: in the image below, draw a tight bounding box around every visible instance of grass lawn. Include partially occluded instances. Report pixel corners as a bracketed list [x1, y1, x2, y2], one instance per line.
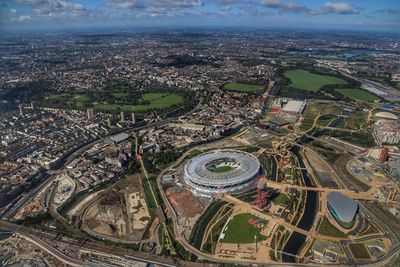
[210, 165, 234, 173]
[43, 92, 184, 113]
[76, 102, 85, 108]
[47, 93, 71, 99]
[318, 216, 347, 238]
[300, 103, 343, 131]
[349, 243, 371, 259]
[300, 103, 328, 131]
[111, 92, 129, 98]
[273, 193, 290, 206]
[317, 114, 337, 127]
[359, 221, 380, 236]
[284, 69, 347, 91]
[223, 213, 267, 243]
[94, 93, 183, 112]
[343, 111, 367, 130]
[74, 94, 90, 101]
[336, 88, 380, 102]
[223, 83, 264, 93]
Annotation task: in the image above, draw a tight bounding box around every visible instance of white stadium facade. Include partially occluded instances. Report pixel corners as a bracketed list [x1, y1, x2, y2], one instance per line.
[183, 150, 261, 196]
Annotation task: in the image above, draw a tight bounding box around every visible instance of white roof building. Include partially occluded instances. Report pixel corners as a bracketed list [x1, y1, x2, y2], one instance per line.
[375, 112, 398, 120]
[282, 100, 306, 115]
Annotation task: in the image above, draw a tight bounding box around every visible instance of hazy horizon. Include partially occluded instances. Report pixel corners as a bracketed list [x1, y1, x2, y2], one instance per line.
[1, 0, 399, 33]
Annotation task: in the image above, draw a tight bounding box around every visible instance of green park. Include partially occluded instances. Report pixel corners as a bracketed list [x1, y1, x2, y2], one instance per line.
[42, 91, 184, 112]
[223, 83, 264, 93]
[335, 88, 380, 101]
[284, 69, 347, 91]
[223, 213, 267, 243]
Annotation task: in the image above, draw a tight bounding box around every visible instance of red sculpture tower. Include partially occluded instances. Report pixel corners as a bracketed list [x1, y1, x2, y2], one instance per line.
[254, 176, 268, 209]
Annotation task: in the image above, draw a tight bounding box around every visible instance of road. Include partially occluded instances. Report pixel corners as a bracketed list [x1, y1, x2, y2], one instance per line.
[22, 234, 87, 267]
[265, 180, 376, 201]
[339, 71, 400, 102]
[1, 173, 52, 219]
[0, 220, 210, 267]
[330, 154, 400, 266]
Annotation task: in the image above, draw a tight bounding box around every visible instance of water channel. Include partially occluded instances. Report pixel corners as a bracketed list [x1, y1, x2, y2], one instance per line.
[281, 146, 319, 263]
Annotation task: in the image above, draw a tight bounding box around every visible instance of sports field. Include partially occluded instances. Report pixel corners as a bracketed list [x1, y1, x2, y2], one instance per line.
[222, 213, 267, 243]
[223, 83, 264, 93]
[210, 166, 234, 173]
[284, 69, 347, 91]
[336, 88, 380, 101]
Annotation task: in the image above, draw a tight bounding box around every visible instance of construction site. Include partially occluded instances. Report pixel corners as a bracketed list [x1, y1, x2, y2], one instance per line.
[82, 175, 150, 242]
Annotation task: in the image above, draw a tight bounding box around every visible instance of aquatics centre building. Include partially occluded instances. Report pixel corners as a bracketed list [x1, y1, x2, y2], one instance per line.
[183, 150, 261, 196]
[327, 192, 359, 228]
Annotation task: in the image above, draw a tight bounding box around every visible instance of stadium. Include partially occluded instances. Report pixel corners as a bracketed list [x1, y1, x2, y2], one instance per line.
[183, 150, 261, 196]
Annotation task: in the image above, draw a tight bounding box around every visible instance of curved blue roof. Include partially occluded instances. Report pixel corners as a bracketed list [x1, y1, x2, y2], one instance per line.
[327, 192, 358, 223]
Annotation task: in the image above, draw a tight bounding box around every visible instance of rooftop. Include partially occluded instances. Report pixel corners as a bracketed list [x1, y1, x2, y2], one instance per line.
[375, 111, 398, 120]
[109, 133, 130, 143]
[327, 192, 358, 223]
[282, 100, 305, 113]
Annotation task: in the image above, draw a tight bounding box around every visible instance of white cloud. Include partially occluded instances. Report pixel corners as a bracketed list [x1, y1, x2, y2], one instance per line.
[33, 0, 86, 15]
[320, 2, 360, 15]
[18, 15, 31, 21]
[259, 1, 361, 15]
[108, 0, 204, 10]
[260, 0, 310, 13]
[107, 0, 145, 9]
[9, 8, 17, 14]
[12, 0, 44, 4]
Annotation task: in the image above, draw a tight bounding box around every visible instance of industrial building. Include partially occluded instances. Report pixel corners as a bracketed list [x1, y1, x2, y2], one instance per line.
[327, 192, 358, 228]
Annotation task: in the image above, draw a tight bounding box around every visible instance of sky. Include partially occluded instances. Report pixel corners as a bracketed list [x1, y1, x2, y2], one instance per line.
[0, 0, 399, 32]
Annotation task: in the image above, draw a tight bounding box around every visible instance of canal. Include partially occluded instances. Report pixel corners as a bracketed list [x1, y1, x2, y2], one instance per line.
[282, 146, 319, 263]
[269, 156, 277, 182]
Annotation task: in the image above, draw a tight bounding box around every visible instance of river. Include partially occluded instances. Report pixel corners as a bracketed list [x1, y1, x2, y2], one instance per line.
[286, 49, 388, 59]
[269, 156, 277, 182]
[281, 146, 319, 262]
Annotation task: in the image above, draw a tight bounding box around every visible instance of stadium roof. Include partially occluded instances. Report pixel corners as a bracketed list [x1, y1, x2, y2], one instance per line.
[185, 150, 260, 186]
[375, 111, 398, 120]
[327, 192, 358, 223]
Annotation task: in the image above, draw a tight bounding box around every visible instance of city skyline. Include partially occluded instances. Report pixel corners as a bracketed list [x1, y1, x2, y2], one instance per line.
[1, 0, 400, 32]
